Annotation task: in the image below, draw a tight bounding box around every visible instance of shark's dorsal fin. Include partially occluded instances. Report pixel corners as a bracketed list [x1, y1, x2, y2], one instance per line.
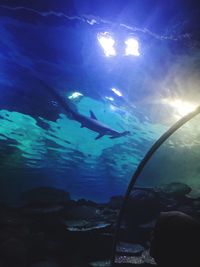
[95, 133, 104, 140]
[90, 110, 98, 120]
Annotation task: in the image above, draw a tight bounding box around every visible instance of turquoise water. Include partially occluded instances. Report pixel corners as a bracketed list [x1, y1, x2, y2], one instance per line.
[0, 2, 199, 204]
[137, 113, 200, 191]
[0, 96, 166, 203]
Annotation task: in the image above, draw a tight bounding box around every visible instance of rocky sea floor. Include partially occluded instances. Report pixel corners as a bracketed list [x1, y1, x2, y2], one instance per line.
[0, 182, 199, 267]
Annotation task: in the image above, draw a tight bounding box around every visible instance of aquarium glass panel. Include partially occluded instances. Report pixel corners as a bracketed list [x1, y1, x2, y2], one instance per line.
[114, 113, 200, 265]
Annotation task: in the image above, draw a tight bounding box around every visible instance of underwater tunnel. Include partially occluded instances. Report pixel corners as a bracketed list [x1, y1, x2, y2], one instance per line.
[112, 106, 200, 266]
[0, 1, 200, 267]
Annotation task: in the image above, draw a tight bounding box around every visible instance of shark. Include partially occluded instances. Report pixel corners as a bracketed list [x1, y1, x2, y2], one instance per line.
[70, 110, 130, 140]
[37, 79, 130, 140]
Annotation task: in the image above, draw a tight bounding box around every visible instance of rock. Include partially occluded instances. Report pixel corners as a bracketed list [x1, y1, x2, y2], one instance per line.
[124, 189, 160, 226]
[21, 204, 65, 215]
[115, 249, 156, 266]
[193, 200, 200, 208]
[162, 182, 191, 198]
[90, 260, 110, 267]
[44, 239, 66, 257]
[100, 208, 118, 223]
[139, 220, 156, 229]
[22, 187, 70, 205]
[76, 199, 98, 207]
[0, 238, 27, 266]
[186, 188, 200, 200]
[158, 192, 177, 211]
[0, 215, 20, 226]
[67, 205, 101, 220]
[28, 232, 46, 259]
[116, 242, 144, 256]
[65, 220, 111, 232]
[0, 224, 30, 244]
[115, 254, 144, 265]
[101, 208, 114, 216]
[176, 205, 196, 215]
[0, 208, 31, 226]
[30, 260, 61, 267]
[108, 196, 124, 209]
[150, 211, 200, 267]
[142, 249, 156, 265]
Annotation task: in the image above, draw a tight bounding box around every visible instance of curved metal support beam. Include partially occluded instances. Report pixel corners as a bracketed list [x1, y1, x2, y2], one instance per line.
[111, 105, 200, 266]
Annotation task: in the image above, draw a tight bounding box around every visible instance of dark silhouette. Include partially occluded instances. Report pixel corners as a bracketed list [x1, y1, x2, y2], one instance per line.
[150, 211, 200, 267]
[37, 79, 130, 140]
[68, 110, 130, 140]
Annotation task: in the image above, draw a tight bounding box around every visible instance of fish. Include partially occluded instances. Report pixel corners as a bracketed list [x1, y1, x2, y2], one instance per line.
[37, 79, 130, 140]
[71, 110, 130, 140]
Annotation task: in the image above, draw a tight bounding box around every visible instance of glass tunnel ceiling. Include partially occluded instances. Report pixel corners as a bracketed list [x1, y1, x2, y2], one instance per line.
[113, 109, 200, 266]
[0, 1, 200, 204]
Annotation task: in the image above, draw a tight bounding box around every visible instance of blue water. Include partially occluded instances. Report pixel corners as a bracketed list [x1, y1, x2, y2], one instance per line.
[0, 2, 199, 204]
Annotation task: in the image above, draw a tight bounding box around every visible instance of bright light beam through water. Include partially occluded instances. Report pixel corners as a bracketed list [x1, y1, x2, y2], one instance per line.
[162, 98, 197, 118]
[125, 38, 140, 56]
[68, 92, 83, 99]
[105, 96, 114, 101]
[111, 88, 122, 97]
[97, 32, 116, 57]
